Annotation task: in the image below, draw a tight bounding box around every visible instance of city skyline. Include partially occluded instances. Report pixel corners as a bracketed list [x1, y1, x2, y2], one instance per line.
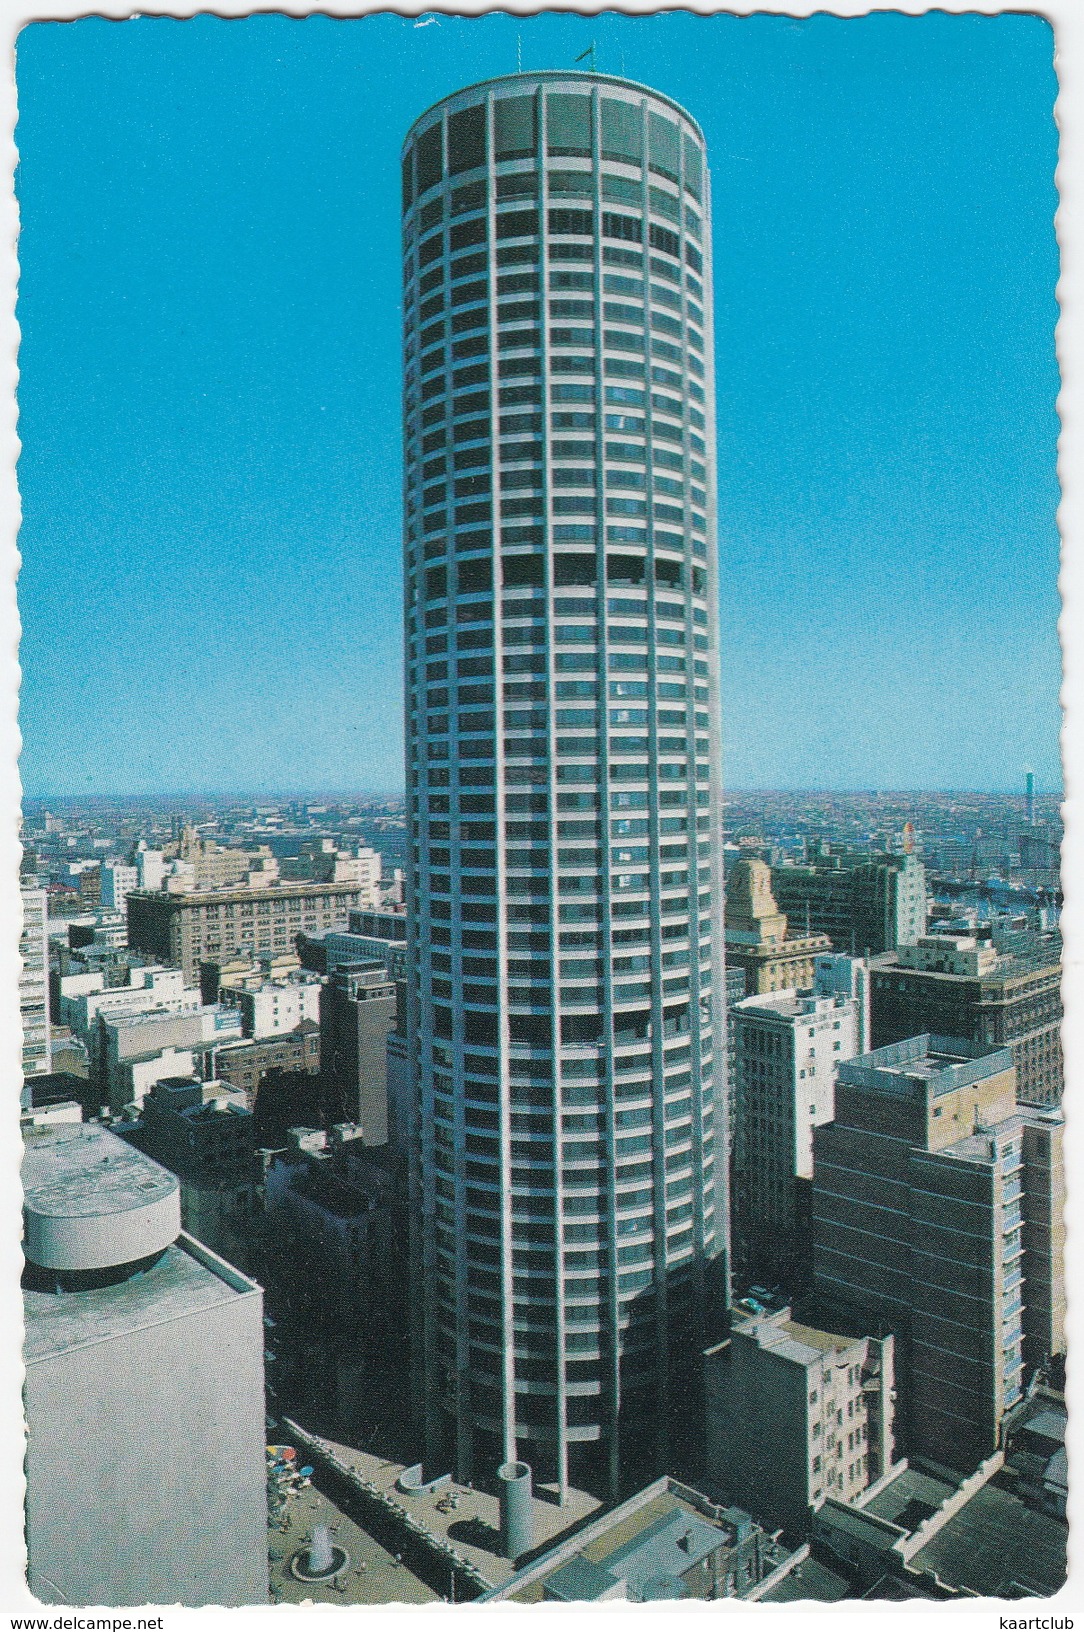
[14, 10, 1061, 798]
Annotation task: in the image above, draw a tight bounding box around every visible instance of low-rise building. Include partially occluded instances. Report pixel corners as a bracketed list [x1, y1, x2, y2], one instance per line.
[262, 1125, 401, 1431]
[99, 1003, 243, 1113]
[219, 972, 322, 1039]
[482, 1476, 803, 1603]
[127, 878, 371, 981]
[214, 1023, 320, 1102]
[118, 1076, 258, 1273]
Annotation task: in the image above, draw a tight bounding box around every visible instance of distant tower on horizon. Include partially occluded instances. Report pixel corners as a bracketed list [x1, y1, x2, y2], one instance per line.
[401, 70, 727, 1500]
[1025, 768, 1036, 826]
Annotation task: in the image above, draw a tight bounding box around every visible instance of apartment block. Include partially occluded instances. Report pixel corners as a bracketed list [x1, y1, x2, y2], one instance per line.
[731, 989, 860, 1289]
[771, 843, 927, 955]
[705, 1303, 895, 1537]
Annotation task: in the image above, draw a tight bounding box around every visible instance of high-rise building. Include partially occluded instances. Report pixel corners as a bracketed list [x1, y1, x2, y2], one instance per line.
[724, 858, 831, 997]
[19, 884, 51, 1080]
[731, 988, 860, 1290]
[771, 843, 928, 955]
[870, 932, 1063, 1108]
[401, 72, 726, 1499]
[812, 1035, 1065, 1472]
[319, 960, 398, 1139]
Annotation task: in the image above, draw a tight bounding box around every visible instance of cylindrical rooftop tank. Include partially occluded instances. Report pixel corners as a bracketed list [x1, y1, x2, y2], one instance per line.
[497, 1460, 533, 1560]
[22, 1124, 180, 1271]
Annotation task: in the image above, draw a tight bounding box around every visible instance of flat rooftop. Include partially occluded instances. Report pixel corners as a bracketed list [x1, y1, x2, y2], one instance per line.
[759, 1556, 852, 1603]
[288, 1423, 600, 1592]
[861, 1466, 955, 1530]
[22, 1121, 178, 1220]
[838, 1034, 1014, 1099]
[908, 1478, 1067, 1598]
[24, 1235, 258, 1364]
[508, 1488, 793, 1604]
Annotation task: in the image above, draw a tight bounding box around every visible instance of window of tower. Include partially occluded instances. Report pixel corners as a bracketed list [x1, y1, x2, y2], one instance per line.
[602, 212, 643, 244]
[494, 94, 538, 161]
[600, 99, 642, 165]
[549, 207, 594, 237]
[416, 122, 443, 195]
[448, 103, 487, 174]
[549, 170, 594, 198]
[546, 92, 592, 157]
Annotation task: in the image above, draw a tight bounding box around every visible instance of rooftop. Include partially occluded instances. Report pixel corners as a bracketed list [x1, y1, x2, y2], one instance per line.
[758, 1556, 853, 1603]
[24, 1232, 259, 1363]
[22, 1122, 176, 1222]
[908, 1477, 1066, 1598]
[837, 1034, 1014, 1100]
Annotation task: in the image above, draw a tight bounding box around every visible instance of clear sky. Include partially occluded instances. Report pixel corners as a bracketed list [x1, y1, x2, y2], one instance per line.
[14, 10, 1060, 796]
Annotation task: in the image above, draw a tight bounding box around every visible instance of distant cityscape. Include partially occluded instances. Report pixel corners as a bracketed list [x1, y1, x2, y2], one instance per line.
[18, 57, 1064, 1619]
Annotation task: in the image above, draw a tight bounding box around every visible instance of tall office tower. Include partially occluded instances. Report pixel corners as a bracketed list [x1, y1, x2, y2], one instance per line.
[812, 1035, 1066, 1473]
[401, 73, 726, 1499]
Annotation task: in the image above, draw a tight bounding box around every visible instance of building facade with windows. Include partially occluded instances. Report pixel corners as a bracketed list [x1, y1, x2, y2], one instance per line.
[870, 932, 1063, 1109]
[812, 1035, 1065, 1472]
[402, 73, 726, 1500]
[126, 879, 368, 981]
[20, 884, 51, 1080]
[705, 1304, 895, 1538]
[731, 988, 860, 1291]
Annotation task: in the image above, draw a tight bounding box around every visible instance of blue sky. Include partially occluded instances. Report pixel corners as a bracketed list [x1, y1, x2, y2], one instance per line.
[14, 10, 1060, 795]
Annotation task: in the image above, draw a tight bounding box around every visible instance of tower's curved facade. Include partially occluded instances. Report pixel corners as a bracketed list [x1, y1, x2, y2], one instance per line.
[402, 72, 727, 1499]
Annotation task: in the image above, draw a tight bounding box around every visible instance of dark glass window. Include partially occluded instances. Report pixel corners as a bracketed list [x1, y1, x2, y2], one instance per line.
[648, 112, 680, 182]
[417, 123, 443, 195]
[601, 99, 642, 165]
[549, 208, 593, 236]
[683, 133, 702, 200]
[448, 104, 487, 174]
[602, 174, 640, 206]
[498, 172, 538, 200]
[451, 180, 486, 216]
[495, 94, 537, 160]
[549, 171, 593, 197]
[402, 152, 414, 211]
[451, 218, 487, 252]
[497, 209, 540, 240]
[547, 93, 592, 157]
[649, 223, 680, 259]
[603, 212, 642, 244]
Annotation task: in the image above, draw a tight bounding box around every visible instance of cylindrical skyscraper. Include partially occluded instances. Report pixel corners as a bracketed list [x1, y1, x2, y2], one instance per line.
[401, 72, 727, 1500]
